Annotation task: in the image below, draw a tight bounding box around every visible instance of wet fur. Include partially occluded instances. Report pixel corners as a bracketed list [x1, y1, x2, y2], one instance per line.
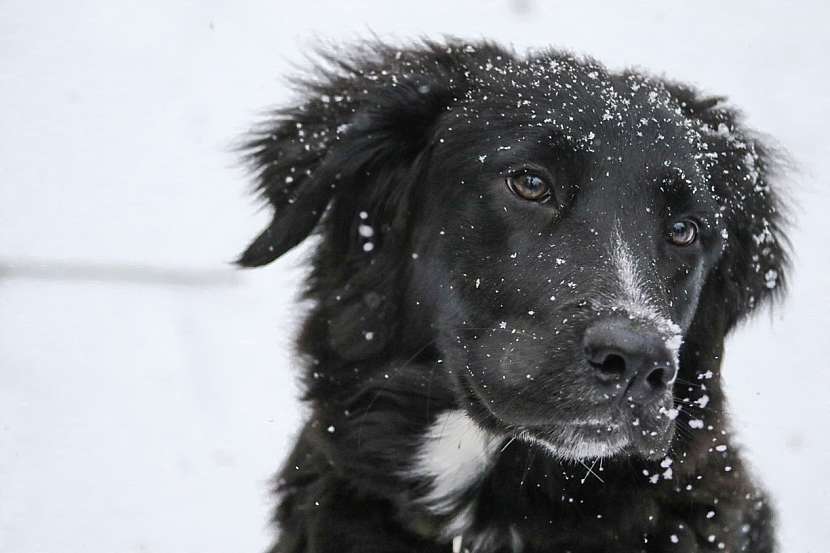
[238, 40, 788, 553]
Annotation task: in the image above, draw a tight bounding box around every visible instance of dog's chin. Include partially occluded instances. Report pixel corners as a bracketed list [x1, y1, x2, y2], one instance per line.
[516, 422, 630, 460]
[516, 419, 674, 462]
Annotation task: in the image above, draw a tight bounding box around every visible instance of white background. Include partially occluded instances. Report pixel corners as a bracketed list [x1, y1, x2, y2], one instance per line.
[1, 1, 828, 552]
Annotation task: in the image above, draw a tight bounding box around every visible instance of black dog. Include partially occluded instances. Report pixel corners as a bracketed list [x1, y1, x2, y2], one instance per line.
[238, 40, 788, 553]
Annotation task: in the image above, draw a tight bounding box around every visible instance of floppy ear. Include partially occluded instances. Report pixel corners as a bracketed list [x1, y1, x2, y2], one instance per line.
[237, 41, 477, 268]
[238, 41, 509, 359]
[666, 84, 790, 333]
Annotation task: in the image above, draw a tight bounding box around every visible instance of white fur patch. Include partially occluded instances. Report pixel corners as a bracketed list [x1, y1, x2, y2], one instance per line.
[610, 229, 683, 366]
[409, 410, 499, 516]
[612, 230, 654, 314]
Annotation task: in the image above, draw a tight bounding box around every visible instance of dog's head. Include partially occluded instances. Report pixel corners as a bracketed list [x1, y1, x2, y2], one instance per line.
[239, 41, 788, 461]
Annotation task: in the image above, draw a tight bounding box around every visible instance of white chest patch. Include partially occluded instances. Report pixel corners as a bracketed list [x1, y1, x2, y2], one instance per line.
[408, 410, 500, 517]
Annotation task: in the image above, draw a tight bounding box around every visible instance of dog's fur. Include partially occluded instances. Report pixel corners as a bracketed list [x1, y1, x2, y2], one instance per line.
[238, 40, 788, 553]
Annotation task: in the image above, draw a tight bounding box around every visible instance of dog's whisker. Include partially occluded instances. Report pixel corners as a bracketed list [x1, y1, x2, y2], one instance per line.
[519, 446, 537, 489]
[579, 457, 605, 484]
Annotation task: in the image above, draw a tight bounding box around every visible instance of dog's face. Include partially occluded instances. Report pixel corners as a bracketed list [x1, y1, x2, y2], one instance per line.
[408, 72, 725, 460]
[239, 43, 786, 464]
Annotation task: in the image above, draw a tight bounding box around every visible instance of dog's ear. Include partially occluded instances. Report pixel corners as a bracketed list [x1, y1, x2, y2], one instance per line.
[665, 84, 790, 333]
[237, 41, 478, 267]
[237, 41, 508, 360]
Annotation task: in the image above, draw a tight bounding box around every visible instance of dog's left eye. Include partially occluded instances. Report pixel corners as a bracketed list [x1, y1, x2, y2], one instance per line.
[668, 219, 699, 247]
[506, 171, 552, 203]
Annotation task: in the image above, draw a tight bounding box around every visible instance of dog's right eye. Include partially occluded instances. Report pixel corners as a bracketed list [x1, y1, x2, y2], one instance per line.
[668, 219, 700, 247]
[506, 171, 552, 203]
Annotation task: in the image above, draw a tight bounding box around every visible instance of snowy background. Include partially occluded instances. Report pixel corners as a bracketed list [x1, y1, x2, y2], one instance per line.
[1, 1, 828, 552]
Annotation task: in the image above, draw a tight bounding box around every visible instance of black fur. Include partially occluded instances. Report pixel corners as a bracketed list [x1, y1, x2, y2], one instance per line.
[238, 39, 788, 553]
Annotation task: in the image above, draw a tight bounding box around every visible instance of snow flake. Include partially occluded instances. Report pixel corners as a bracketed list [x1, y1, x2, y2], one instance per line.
[764, 269, 778, 289]
[661, 407, 679, 420]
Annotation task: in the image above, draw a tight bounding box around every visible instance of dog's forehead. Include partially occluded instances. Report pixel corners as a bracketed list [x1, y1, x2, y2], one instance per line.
[447, 54, 711, 196]
[459, 54, 701, 156]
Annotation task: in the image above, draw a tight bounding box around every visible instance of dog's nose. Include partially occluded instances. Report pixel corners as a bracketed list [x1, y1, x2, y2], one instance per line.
[583, 319, 677, 402]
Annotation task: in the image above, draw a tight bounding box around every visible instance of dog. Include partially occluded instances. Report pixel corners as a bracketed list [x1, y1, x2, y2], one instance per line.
[238, 39, 788, 553]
